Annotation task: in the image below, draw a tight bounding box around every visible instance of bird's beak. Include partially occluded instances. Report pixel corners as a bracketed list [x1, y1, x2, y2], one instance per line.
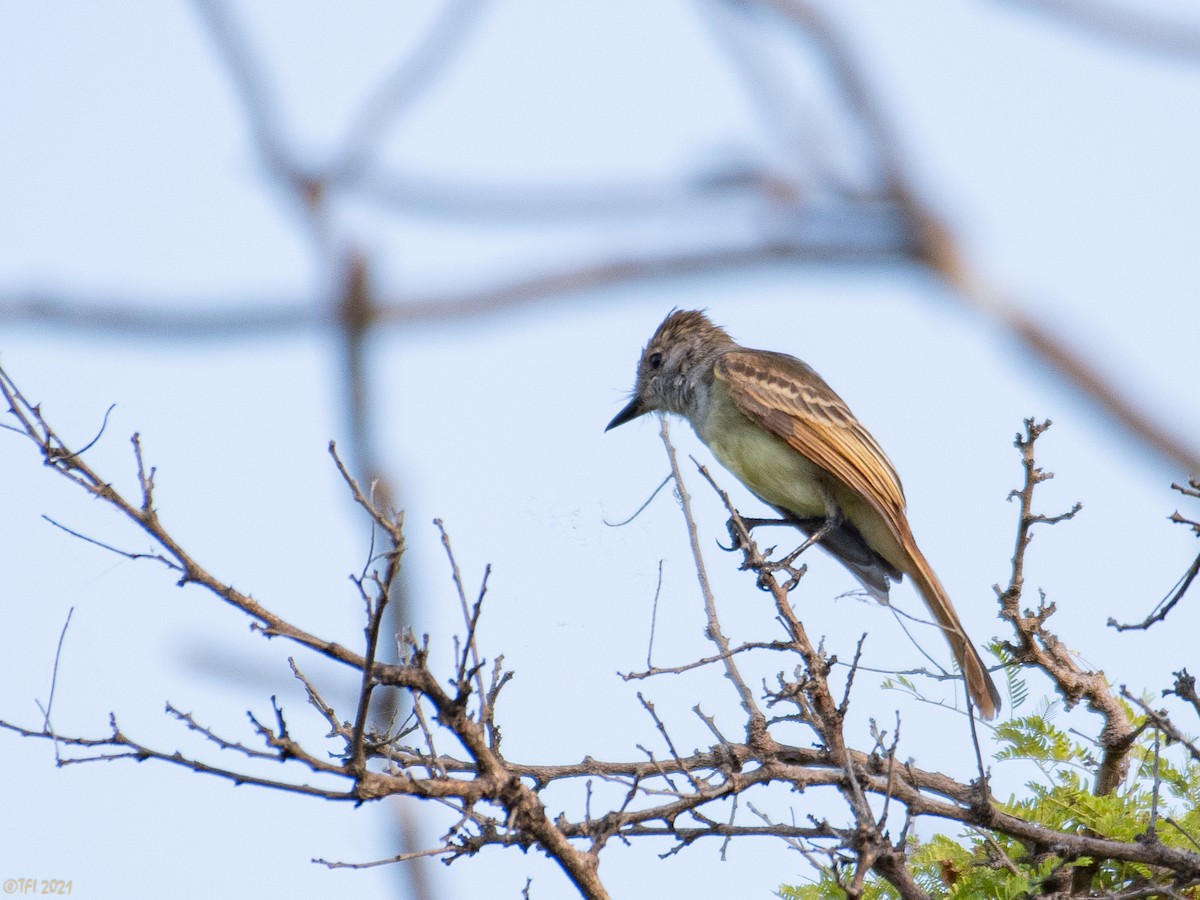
[605, 396, 647, 431]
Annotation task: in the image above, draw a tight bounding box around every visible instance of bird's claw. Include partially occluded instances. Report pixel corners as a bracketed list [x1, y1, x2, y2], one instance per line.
[720, 515, 749, 552]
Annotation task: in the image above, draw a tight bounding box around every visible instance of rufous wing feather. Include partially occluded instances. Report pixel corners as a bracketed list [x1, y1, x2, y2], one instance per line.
[715, 351, 906, 526]
[713, 349, 1001, 719]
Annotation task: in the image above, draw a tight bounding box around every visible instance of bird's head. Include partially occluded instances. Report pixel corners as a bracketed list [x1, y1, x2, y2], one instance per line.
[606, 309, 735, 430]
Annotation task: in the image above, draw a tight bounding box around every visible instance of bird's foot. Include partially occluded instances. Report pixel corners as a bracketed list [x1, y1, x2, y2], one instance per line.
[756, 556, 808, 593]
[719, 514, 793, 552]
[756, 515, 840, 592]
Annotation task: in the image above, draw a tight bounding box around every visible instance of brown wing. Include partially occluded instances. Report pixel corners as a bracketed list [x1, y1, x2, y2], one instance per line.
[717, 350, 1002, 718]
[714, 349, 907, 528]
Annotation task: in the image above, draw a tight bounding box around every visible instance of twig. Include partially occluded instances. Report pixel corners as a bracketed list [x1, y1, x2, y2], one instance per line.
[657, 419, 766, 733]
[1111, 483, 1200, 630]
[1120, 687, 1200, 765]
[646, 559, 665, 669]
[434, 519, 488, 714]
[604, 474, 674, 527]
[315, 844, 453, 869]
[623, 639, 792, 680]
[34, 607, 75, 762]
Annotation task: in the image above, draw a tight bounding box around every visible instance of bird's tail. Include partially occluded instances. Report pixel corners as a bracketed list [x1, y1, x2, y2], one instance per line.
[903, 537, 1001, 720]
[793, 511, 1001, 719]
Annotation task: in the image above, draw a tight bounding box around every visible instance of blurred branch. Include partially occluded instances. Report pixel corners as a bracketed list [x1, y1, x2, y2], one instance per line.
[5, 277, 1198, 483]
[695, 0, 819, 160]
[379, 237, 907, 319]
[191, 0, 336, 254]
[998, 305, 1200, 475]
[745, 0, 1200, 474]
[190, 0, 293, 176]
[333, 0, 494, 175]
[191, 21, 416, 889]
[1000, 0, 1200, 60]
[3, 0, 1196, 483]
[330, 164, 809, 220]
[0, 292, 314, 337]
[0, 232, 904, 335]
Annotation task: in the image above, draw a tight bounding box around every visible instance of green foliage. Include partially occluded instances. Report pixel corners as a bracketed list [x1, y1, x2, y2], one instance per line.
[989, 642, 1028, 712]
[778, 703, 1200, 898]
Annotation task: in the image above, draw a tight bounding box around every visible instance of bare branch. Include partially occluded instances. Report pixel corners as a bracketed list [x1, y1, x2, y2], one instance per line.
[1112, 481, 1200, 631]
[8, 364, 1200, 896]
[997, 419, 1134, 799]
[657, 420, 767, 736]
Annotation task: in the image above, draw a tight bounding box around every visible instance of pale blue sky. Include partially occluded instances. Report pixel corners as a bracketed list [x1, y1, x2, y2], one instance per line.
[2, 3, 1199, 898]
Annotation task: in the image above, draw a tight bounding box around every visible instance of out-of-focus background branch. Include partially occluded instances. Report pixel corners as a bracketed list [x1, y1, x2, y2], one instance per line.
[4, 1, 1197, 469]
[2, 1, 1198, 897]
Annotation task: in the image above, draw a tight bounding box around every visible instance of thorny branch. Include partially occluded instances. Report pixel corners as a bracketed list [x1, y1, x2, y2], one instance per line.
[5, 374, 1200, 898]
[995, 419, 1136, 799]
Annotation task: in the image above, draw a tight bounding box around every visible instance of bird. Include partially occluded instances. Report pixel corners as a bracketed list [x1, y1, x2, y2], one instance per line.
[606, 309, 1001, 719]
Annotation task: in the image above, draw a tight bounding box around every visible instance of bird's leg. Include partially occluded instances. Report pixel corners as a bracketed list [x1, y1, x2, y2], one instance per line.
[740, 516, 795, 530]
[721, 514, 793, 552]
[778, 485, 842, 568]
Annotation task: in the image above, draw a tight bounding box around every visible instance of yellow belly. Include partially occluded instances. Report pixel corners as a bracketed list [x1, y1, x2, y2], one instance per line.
[699, 385, 828, 517]
[696, 380, 909, 575]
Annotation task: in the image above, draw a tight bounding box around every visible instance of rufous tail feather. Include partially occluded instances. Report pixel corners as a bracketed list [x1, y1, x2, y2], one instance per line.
[904, 543, 1001, 720]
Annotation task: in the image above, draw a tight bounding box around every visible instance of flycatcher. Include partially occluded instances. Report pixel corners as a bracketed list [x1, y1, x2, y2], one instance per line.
[606, 309, 1001, 719]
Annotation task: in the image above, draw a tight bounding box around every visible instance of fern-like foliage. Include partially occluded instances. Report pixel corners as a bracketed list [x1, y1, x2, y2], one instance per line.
[778, 700, 1200, 898]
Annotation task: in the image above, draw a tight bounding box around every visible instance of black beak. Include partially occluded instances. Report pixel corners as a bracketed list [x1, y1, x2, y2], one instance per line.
[605, 396, 647, 431]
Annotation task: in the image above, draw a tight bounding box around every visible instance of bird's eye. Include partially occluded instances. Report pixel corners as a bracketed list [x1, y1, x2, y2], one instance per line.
[648, 351, 663, 370]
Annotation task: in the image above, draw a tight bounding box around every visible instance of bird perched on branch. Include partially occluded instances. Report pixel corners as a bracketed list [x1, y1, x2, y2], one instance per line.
[607, 309, 1000, 720]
